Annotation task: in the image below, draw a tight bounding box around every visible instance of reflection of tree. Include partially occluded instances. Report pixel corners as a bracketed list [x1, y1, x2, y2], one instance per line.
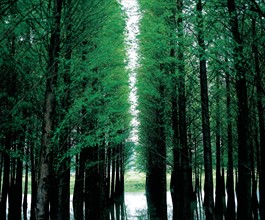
[109, 193, 126, 220]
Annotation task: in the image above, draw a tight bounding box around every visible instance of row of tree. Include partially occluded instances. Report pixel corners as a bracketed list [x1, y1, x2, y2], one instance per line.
[137, 0, 264, 219]
[0, 0, 131, 219]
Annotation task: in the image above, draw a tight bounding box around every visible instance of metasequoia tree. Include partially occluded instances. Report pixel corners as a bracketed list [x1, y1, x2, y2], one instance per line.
[170, 0, 193, 219]
[227, 0, 252, 219]
[36, 0, 63, 218]
[196, 0, 214, 219]
[138, 0, 174, 219]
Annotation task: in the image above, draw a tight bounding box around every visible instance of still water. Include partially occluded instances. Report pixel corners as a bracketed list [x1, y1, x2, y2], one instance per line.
[21, 192, 173, 220]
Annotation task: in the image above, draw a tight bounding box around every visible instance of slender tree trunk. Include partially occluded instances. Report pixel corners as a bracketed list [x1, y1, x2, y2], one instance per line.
[196, 0, 214, 219]
[176, 0, 192, 218]
[227, 0, 252, 219]
[9, 156, 23, 220]
[0, 151, 2, 193]
[252, 17, 265, 220]
[225, 71, 235, 220]
[215, 75, 223, 219]
[85, 147, 100, 220]
[99, 145, 107, 220]
[36, 0, 63, 219]
[106, 146, 111, 201]
[111, 147, 116, 201]
[51, 6, 72, 218]
[146, 108, 167, 220]
[169, 6, 181, 220]
[0, 134, 11, 220]
[30, 141, 37, 220]
[23, 152, 29, 220]
[250, 138, 258, 220]
[73, 152, 84, 220]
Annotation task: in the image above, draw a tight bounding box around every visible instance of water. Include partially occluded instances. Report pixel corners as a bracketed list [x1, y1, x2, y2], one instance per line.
[18, 192, 172, 220]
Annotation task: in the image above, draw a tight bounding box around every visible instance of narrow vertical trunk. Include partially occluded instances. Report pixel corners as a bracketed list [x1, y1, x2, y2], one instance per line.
[85, 147, 100, 220]
[0, 134, 11, 220]
[225, 71, 235, 220]
[146, 108, 167, 220]
[0, 151, 2, 193]
[252, 17, 265, 220]
[73, 152, 84, 220]
[23, 153, 29, 220]
[99, 145, 107, 220]
[169, 5, 181, 220]
[30, 142, 37, 220]
[52, 5, 72, 217]
[36, 0, 63, 219]
[250, 139, 258, 220]
[111, 147, 116, 201]
[106, 146, 111, 200]
[176, 0, 192, 218]
[196, 0, 214, 219]
[10, 132, 24, 220]
[215, 75, 223, 219]
[11, 156, 23, 220]
[227, 0, 251, 218]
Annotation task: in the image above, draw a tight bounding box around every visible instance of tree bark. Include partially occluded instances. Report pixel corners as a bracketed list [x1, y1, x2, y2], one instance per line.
[36, 0, 63, 219]
[146, 108, 167, 220]
[73, 152, 85, 220]
[252, 17, 265, 220]
[196, 0, 214, 219]
[30, 141, 37, 220]
[215, 75, 223, 219]
[227, 0, 252, 219]
[0, 134, 11, 220]
[23, 151, 29, 220]
[225, 71, 235, 220]
[51, 5, 72, 218]
[176, 0, 192, 219]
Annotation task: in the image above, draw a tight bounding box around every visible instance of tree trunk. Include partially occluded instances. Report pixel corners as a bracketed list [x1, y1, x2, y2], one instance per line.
[146, 108, 167, 220]
[0, 134, 11, 220]
[227, 0, 252, 219]
[177, 0, 192, 218]
[73, 152, 84, 220]
[215, 75, 223, 219]
[252, 17, 265, 220]
[36, 0, 63, 219]
[51, 7, 72, 218]
[30, 141, 37, 220]
[196, 0, 214, 219]
[9, 156, 23, 220]
[169, 5, 181, 220]
[225, 71, 235, 220]
[85, 147, 100, 220]
[23, 152, 29, 220]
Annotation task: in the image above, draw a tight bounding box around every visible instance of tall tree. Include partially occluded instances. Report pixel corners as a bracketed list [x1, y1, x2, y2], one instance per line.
[227, 0, 252, 218]
[196, 0, 214, 219]
[36, 0, 63, 218]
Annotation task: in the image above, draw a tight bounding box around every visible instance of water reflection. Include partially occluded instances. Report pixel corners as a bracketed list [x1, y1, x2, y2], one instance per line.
[22, 192, 172, 219]
[125, 192, 172, 219]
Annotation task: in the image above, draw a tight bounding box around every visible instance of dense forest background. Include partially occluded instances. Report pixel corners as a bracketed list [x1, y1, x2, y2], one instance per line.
[0, 0, 264, 220]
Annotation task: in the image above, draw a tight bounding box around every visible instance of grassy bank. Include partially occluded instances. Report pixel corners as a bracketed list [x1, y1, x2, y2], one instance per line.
[23, 171, 170, 194]
[125, 171, 146, 192]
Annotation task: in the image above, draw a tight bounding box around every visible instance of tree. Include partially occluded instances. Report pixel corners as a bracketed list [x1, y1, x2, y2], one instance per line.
[227, 0, 252, 218]
[137, 1, 174, 219]
[196, 0, 214, 219]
